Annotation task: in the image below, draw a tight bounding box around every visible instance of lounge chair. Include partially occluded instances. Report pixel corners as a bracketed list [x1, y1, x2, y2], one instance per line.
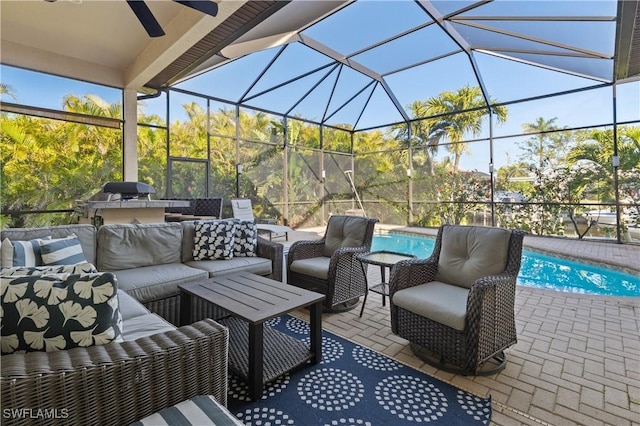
[231, 198, 292, 241]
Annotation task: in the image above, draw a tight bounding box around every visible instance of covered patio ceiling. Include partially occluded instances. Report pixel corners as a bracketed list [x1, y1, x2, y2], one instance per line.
[1, 1, 639, 131]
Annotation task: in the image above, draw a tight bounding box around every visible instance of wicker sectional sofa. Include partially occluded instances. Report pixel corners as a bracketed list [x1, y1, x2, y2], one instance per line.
[1, 221, 284, 425]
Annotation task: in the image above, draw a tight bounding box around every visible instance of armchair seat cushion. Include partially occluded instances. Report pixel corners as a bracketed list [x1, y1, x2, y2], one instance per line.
[289, 257, 331, 280]
[393, 281, 469, 331]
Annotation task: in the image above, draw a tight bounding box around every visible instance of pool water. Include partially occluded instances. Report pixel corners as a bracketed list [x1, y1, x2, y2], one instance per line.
[371, 233, 640, 297]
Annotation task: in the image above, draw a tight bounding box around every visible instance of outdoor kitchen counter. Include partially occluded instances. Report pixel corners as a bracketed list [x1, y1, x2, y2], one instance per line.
[78, 200, 190, 225]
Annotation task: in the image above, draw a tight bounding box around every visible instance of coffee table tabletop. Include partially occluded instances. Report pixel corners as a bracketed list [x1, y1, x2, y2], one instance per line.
[179, 272, 324, 401]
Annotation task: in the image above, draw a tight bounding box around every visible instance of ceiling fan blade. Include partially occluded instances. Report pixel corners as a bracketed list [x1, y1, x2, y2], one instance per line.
[127, 0, 165, 38]
[172, 0, 218, 17]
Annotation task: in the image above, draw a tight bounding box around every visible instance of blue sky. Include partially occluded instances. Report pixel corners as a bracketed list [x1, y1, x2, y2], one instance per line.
[1, 0, 639, 173]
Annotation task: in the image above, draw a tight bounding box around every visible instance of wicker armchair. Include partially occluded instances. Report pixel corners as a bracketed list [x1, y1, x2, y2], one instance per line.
[287, 215, 378, 311]
[389, 225, 526, 375]
[1, 319, 228, 426]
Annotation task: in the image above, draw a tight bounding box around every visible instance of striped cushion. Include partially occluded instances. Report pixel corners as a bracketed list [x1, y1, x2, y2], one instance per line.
[131, 395, 243, 426]
[0, 237, 51, 267]
[39, 234, 87, 265]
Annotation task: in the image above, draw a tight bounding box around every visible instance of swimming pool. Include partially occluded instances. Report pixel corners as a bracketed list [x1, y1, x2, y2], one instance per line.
[371, 233, 640, 297]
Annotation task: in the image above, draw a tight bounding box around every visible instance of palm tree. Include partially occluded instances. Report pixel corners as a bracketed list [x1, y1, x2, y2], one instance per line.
[0, 83, 17, 99]
[423, 85, 507, 172]
[521, 117, 560, 168]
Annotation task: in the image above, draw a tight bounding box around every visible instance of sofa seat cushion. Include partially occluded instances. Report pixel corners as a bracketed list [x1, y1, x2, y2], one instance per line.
[122, 312, 175, 341]
[392, 281, 469, 331]
[289, 257, 331, 280]
[117, 289, 151, 321]
[113, 263, 208, 304]
[185, 257, 272, 278]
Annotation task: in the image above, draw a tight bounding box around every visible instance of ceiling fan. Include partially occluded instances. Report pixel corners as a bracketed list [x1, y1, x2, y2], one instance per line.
[44, 0, 218, 38]
[127, 0, 219, 37]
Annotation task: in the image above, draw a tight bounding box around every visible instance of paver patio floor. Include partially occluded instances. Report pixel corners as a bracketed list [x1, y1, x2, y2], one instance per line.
[284, 227, 640, 425]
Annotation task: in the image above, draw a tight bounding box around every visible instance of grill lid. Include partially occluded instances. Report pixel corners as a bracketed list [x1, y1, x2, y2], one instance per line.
[101, 181, 155, 199]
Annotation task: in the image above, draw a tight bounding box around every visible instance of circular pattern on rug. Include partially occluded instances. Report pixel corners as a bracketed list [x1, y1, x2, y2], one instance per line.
[266, 316, 281, 327]
[301, 335, 345, 364]
[375, 375, 448, 422]
[228, 373, 289, 401]
[324, 419, 373, 426]
[297, 368, 364, 411]
[352, 345, 401, 371]
[285, 316, 310, 335]
[237, 407, 294, 426]
[457, 390, 491, 422]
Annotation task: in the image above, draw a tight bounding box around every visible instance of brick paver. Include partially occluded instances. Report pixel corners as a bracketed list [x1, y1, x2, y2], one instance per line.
[285, 228, 640, 425]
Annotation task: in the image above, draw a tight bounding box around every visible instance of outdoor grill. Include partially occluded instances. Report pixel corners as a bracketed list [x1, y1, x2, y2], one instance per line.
[101, 181, 156, 200]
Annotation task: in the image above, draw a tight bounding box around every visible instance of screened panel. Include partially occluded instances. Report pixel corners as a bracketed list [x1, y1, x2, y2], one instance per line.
[167, 159, 208, 198]
[175, 48, 280, 102]
[168, 92, 208, 158]
[138, 90, 167, 127]
[288, 118, 320, 149]
[238, 140, 285, 221]
[209, 136, 236, 209]
[0, 114, 123, 227]
[288, 147, 323, 227]
[302, 1, 431, 56]
[351, 24, 459, 75]
[246, 66, 335, 116]
[385, 52, 480, 118]
[238, 107, 283, 143]
[475, 52, 601, 103]
[322, 127, 351, 154]
[617, 81, 640, 123]
[209, 101, 236, 138]
[1, 64, 122, 114]
[493, 88, 614, 137]
[137, 125, 167, 197]
[246, 43, 333, 98]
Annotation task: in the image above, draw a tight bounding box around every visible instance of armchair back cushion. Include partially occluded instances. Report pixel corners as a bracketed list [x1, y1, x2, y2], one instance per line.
[323, 215, 370, 257]
[434, 225, 511, 289]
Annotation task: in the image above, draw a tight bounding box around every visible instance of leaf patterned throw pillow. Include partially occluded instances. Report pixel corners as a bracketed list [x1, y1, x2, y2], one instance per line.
[0, 263, 98, 277]
[0, 272, 122, 355]
[193, 221, 237, 260]
[229, 219, 258, 257]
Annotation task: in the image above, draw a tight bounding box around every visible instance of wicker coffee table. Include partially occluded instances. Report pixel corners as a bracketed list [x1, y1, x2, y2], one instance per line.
[179, 273, 324, 401]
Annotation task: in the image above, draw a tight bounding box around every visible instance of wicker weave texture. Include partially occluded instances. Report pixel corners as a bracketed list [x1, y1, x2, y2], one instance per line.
[220, 317, 314, 385]
[1, 319, 229, 426]
[390, 225, 525, 375]
[287, 217, 378, 310]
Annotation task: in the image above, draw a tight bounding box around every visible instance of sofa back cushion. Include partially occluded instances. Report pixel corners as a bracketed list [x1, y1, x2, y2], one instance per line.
[0, 224, 97, 265]
[435, 225, 511, 289]
[323, 215, 369, 257]
[1, 272, 122, 354]
[97, 223, 182, 270]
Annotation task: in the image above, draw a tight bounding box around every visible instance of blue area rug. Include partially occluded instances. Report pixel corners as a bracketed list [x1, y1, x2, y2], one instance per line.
[227, 315, 491, 425]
